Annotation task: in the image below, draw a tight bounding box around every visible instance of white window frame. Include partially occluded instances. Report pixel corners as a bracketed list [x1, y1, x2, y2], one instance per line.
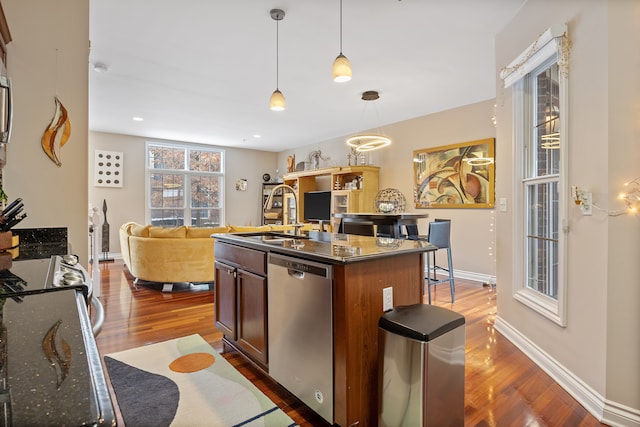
[145, 141, 225, 227]
[501, 25, 569, 326]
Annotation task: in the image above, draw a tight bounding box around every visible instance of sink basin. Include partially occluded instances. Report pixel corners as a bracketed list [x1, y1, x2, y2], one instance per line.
[257, 236, 294, 245]
[233, 232, 308, 245]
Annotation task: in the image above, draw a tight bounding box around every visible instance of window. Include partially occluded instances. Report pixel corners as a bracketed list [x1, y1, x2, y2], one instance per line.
[524, 60, 560, 299]
[146, 142, 224, 227]
[501, 26, 569, 325]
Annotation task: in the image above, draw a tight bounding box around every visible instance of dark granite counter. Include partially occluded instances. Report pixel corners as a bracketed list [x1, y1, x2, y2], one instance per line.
[212, 231, 436, 264]
[0, 257, 115, 426]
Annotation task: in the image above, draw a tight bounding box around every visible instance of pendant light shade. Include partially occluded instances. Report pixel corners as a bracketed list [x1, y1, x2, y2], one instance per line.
[332, 53, 352, 83]
[270, 89, 286, 111]
[332, 0, 352, 82]
[269, 9, 286, 111]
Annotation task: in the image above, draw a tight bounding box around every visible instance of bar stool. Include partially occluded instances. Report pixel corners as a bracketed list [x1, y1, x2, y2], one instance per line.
[425, 220, 455, 304]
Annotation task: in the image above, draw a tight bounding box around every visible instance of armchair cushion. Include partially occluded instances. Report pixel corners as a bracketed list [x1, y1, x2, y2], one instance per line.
[187, 226, 230, 238]
[149, 225, 187, 238]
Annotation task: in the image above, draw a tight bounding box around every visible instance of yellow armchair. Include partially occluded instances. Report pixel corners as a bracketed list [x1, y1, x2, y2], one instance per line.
[119, 222, 315, 289]
[119, 222, 228, 285]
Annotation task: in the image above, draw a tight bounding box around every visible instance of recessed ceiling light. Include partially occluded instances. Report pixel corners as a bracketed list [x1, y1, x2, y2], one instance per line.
[132, 117, 144, 122]
[253, 134, 261, 139]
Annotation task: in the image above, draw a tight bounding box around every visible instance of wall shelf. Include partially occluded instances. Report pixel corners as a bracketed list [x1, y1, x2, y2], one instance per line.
[261, 182, 284, 225]
[282, 166, 379, 230]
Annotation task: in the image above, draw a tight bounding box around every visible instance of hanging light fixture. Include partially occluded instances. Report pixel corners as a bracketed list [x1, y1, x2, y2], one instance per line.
[346, 91, 392, 151]
[540, 95, 560, 149]
[269, 9, 286, 111]
[332, 0, 352, 82]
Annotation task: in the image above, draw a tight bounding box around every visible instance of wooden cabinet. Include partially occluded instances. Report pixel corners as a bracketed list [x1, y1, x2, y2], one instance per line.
[236, 269, 267, 364]
[214, 260, 237, 338]
[282, 166, 379, 229]
[214, 241, 268, 368]
[0, 2, 12, 70]
[261, 183, 283, 225]
[331, 190, 360, 231]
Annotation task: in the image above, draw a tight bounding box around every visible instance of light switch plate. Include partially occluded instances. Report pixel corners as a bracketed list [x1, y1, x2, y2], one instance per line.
[383, 287, 393, 312]
[499, 197, 507, 212]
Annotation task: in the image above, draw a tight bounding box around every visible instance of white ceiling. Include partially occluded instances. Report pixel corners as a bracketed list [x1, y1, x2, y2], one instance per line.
[88, 0, 524, 152]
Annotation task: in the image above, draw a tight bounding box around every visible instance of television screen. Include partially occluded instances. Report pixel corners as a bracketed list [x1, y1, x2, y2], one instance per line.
[303, 191, 331, 222]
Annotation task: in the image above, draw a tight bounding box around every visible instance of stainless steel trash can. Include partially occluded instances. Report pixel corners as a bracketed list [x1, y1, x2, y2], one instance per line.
[378, 304, 465, 427]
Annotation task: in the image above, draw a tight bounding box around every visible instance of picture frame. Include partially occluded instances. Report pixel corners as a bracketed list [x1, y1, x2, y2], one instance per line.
[413, 138, 495, 209]
[94, 150, 124, 188]
[235, 178, 248, 191]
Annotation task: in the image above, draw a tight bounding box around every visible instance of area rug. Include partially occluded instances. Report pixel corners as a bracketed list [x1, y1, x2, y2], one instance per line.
[104, 334, 297, 427]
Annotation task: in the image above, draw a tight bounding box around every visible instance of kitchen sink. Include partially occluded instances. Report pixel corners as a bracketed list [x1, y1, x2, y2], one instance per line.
[234, 232, 308, 245]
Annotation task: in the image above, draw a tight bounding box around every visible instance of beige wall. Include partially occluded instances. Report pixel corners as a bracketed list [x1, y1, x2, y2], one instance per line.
[89, 131, 277, 254]
[3, 0, 89, 263]
[495, 0, 639, 422]
[606, 0, 640, 416]
[278, 99, 498, 280]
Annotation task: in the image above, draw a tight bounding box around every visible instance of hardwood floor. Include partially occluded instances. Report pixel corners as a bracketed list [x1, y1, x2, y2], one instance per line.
[93, 260, 604, 426]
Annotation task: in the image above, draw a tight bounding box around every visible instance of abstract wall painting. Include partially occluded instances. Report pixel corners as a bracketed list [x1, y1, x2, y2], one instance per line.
[413, 138, 495, 209]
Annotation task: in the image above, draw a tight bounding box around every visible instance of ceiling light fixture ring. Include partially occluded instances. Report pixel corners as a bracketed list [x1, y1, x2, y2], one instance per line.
[346, 135, 392, 152]
[344, 90, 393, 152]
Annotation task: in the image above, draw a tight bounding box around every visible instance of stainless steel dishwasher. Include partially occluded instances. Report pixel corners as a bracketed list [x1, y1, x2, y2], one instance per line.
[268, 253, 334, 423]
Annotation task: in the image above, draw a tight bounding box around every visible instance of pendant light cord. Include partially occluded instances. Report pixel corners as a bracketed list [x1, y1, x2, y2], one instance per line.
[276, 17, 280, 89]
[339, 0, 343, 54]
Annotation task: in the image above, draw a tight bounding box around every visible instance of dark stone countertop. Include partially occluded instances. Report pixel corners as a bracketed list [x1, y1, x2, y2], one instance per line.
[212, 231, 436, 264]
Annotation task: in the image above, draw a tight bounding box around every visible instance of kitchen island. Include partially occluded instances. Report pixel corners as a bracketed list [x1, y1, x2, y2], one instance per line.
[213, 231, 435, 427]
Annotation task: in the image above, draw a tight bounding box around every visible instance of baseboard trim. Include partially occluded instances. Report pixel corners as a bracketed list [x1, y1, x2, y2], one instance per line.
[453, 269, 493, 284]
[495, 316, 640, 427]
[428, 268, 491, 284]
[603, 399, 640, 427]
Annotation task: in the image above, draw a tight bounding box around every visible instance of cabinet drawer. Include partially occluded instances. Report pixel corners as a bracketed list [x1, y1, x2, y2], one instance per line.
[215, 241, 267, 276]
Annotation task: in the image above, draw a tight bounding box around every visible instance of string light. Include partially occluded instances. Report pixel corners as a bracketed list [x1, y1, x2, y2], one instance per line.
[588, 177, 640, 216]
[618, 177, 640, 215]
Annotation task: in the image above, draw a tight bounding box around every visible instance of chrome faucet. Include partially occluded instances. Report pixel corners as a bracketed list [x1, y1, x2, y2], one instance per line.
[263, 184, 303, 235]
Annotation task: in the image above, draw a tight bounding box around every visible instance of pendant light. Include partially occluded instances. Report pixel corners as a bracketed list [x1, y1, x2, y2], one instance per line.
[346, 91, 392, 151]
[269, 9, 286, 111]
[332, 0, 352, 82]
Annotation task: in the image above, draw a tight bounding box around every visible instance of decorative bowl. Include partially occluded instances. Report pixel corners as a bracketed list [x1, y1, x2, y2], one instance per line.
[374, 188, 407, 214]
[377, 202, 395, 213]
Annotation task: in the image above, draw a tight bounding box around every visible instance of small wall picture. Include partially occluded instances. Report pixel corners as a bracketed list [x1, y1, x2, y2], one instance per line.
[414, 138, 495, 208]
[94, 150, 123, 187]
[236, 178, 248, 191]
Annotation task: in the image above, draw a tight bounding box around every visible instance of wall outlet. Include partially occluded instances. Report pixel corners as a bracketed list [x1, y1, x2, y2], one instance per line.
[580, 192, 593, 215]
[383, 287, 393, 312]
